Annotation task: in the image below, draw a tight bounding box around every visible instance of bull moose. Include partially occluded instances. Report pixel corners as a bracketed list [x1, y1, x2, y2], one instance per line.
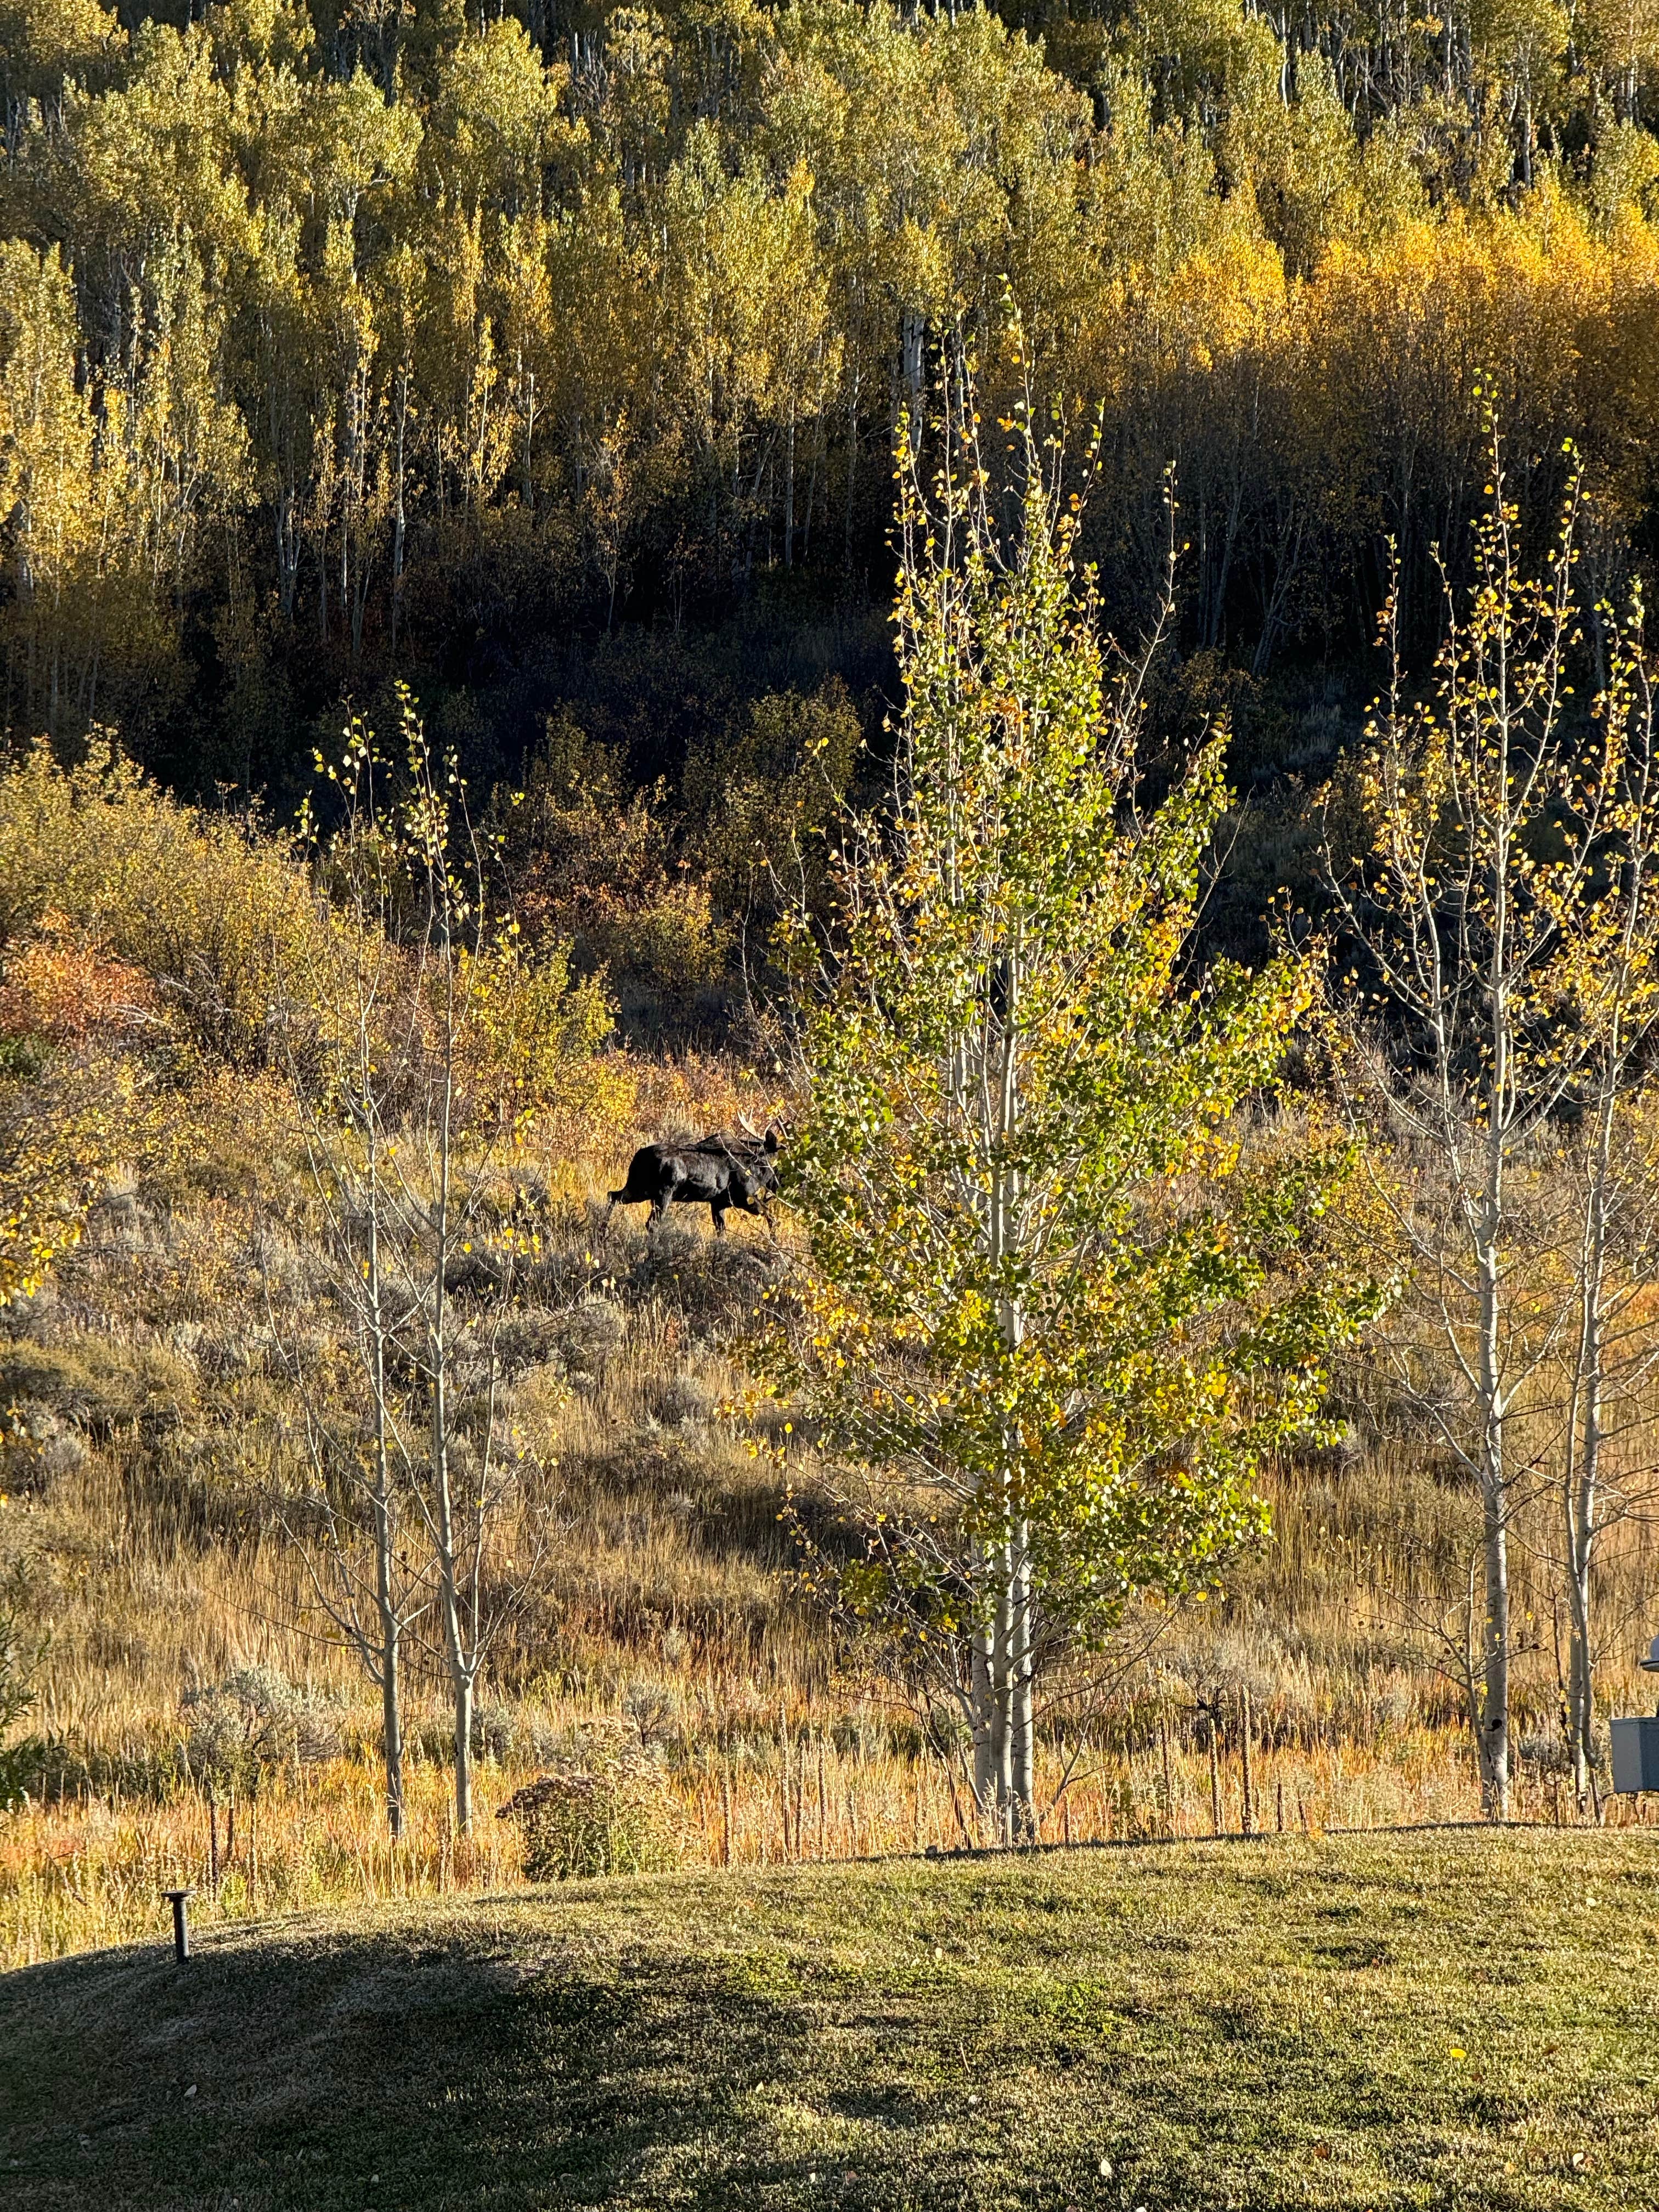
[606, 1126, 781, 1237]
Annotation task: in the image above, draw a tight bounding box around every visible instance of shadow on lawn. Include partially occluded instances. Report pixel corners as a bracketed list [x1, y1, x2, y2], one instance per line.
[0, 1911, 817, 2210]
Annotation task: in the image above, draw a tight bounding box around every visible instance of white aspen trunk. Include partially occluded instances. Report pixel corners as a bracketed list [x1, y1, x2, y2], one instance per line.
[428, 958, 474, 1838]
[1474, 764, 1513, 1821]
[348, 361, 370, 665]
[276, 482, 298, 623]
[1475, 1202, 1510, 1819]
[988, 946, 1033, 1843]
[970, 1602, 995, 1836]
[1566, 1412, 1598, 1808]
[432, 1331, 474, 1836]
[901, 309, 924, 458]
[341, 369, 355, 659]
[377, 1519, 405, 1841]
[1567, 1084, 1613, 1807]
[522, 360, 536, 510]
[452, 1658, 474, 1839]
[992, 1550, 1014, 1844]
[390, 369, 408, 655]
[364, 1190, 406, 1841]
[1009, 1526, 1035, 1840]
[1472, 659, 1515, 1823]
[945, 981, 1002, 1842]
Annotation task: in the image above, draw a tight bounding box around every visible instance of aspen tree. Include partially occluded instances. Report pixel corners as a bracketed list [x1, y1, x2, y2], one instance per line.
[1542, 596, 1659, 1807]
[772, 373, 1372, 1844]
[276, 690, 552, 1838]
[1330, 416, 1659, 1816]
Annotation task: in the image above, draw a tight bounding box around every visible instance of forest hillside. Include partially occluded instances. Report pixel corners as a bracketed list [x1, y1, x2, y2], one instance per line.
[9, 0, 1659, 830]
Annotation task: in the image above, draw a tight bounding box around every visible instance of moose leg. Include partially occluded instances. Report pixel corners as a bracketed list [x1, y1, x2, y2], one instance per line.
[709, 1198, 729, 1238]
[650, 1175, 682, 1233]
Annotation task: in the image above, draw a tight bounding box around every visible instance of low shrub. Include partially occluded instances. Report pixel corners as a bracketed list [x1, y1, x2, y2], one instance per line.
[497, 1730, 682, 1880]
[0, 740, 325, 1069]
[181, 1666, 341, 1796]
[0, 1729, 185, 1809]
[0, 1334, 196, 1438]
[496, 719, 731, 1000]
[0, 1400, 87, 1497]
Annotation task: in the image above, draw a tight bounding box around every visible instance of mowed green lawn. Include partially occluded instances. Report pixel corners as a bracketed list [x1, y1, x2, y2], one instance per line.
[1, 1829, 1654, 2211]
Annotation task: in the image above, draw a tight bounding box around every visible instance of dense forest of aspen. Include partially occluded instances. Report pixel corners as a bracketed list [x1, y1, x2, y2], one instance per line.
[7, 0, 1659, 859]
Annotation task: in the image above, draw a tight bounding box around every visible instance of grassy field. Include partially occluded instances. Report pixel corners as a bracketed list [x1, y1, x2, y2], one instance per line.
[0, 1827, 1651, 2211]
[7, 1098, 1647, 1972]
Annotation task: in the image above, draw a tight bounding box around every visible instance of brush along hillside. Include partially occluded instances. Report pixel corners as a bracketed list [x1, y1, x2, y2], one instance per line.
[1, 1832, 1651, 2211]
[6, 403, 1659, 1976]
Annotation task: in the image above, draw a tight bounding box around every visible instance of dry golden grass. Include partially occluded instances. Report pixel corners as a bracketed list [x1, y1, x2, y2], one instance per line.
[3, 1057, 1658, 1973]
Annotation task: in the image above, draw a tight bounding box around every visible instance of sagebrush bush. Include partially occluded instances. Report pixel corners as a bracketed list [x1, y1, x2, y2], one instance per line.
[181, 1666, 340, 1795]
[0, 1333, 196, 1439]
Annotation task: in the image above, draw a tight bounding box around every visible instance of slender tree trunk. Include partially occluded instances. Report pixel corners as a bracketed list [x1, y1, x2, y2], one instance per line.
[1567, 1088, 1613, 1808]
[1477, 1223, 1510, 1819]
[373, 1505, 405, 1839]
[970, 1576, 994, 1837]
[365, 1198, 405, 1841]
[342, 370, 357, 662]
[432, 1383, 475, 1837]
[901, 308, 924, 455]
[988, 947, 1033, 1844]
[379, 1587, 404, 1840]
[784, 400, 795, 569]
[1209, 1717, 1222, 1833]
[1480, 1496, 1511, 1821]
[452, 1658, 474, 1838]
[521, 362, 536, 510]
[991, 1552, 1013, 1842]
[428, 1008, 474, 1838]
[276, 484, 297, 624]
[1009, 1527, 1035, 1839]
[1474, 747, 1514, 1821]
[390, 372, 408, 656]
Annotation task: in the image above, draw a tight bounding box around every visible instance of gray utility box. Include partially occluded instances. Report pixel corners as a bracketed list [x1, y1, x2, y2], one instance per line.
[1611, 1716, 1659, 1793]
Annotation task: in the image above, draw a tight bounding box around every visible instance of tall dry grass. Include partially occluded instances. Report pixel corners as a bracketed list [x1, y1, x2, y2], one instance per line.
[4, 1062, 1658, 1971]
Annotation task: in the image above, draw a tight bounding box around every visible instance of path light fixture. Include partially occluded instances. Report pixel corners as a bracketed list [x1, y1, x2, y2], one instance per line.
[161, 1886, 196, 1962]
[1610, 1637, 1659, 1793]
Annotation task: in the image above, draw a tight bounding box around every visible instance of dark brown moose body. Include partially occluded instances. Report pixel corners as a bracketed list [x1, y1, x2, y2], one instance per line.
[606, 1128, 780, 1236]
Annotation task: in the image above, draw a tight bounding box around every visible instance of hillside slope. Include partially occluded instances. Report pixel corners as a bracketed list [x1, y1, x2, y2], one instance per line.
[0, 1830, 1649, 2211]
